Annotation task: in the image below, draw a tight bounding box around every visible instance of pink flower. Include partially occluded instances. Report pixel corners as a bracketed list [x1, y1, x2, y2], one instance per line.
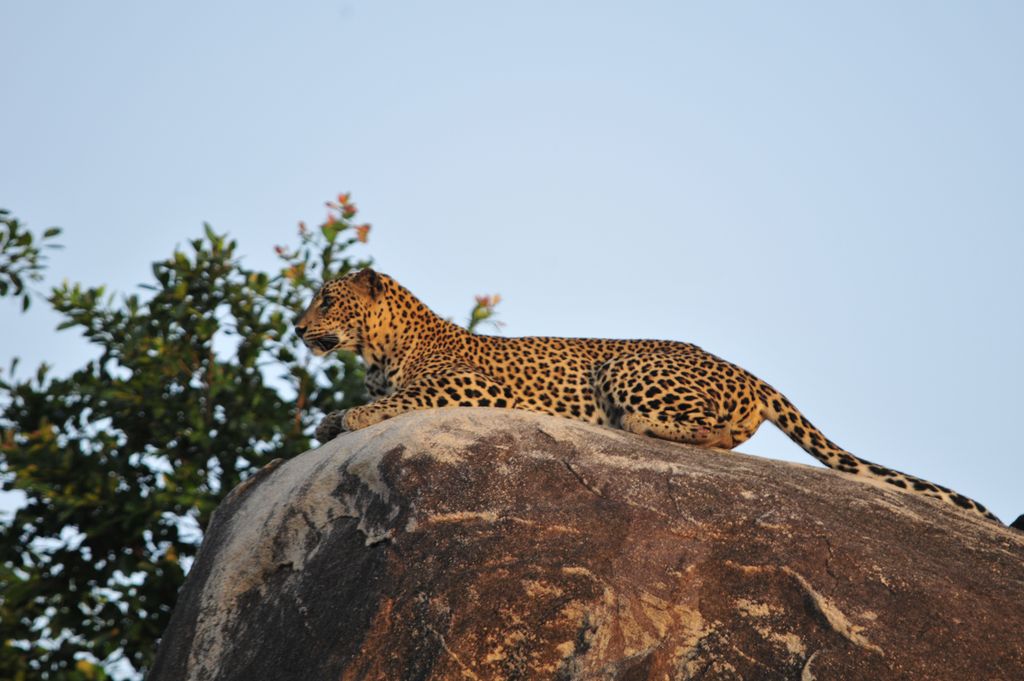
[475, 294, 501, 308]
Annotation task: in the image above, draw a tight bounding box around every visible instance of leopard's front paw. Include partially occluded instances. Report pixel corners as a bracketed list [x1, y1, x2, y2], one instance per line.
[315, 409, 349, 443]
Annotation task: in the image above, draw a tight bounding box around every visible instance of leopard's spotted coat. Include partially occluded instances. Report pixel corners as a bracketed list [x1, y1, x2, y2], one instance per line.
[295, 269, 1000, 523]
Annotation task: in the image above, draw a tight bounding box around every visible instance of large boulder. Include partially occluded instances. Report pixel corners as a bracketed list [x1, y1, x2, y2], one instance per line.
[149, 409, 1024, 680]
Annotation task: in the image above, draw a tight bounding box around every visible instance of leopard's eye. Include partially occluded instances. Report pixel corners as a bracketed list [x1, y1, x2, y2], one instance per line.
[319, 295, 333, 311]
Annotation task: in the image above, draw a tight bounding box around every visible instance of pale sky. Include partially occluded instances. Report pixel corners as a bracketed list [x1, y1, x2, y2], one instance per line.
[2, 1, 1022, 522]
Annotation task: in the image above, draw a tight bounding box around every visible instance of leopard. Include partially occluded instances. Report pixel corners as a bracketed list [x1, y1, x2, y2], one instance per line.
[294, 268, 1002, 524]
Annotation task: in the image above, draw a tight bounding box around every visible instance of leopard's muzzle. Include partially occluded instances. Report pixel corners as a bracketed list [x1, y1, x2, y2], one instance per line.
[310, 334, 340, 354]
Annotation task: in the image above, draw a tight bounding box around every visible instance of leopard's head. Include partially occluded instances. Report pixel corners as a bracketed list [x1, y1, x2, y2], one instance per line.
[294, 268, 386, 356]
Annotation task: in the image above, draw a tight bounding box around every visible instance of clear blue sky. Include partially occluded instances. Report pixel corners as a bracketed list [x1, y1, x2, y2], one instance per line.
[2, 1, 1022, 522]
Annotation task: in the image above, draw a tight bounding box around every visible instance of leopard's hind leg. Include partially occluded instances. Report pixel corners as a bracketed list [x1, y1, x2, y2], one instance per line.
[592, 356, 762, 448]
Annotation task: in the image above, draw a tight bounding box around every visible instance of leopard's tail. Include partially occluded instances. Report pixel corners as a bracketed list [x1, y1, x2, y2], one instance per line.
[757, 384, 1002, 524]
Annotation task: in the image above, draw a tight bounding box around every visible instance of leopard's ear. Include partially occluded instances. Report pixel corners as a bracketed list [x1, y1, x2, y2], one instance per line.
[353, 268, 385, 299]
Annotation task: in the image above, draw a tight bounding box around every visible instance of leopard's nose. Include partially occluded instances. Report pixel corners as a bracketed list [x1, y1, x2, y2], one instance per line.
[294, 325, 307, 338]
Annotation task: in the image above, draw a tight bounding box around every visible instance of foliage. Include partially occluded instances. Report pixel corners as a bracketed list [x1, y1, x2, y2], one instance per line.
[0, 195, 495, 679]
[0, 209, 62, 311]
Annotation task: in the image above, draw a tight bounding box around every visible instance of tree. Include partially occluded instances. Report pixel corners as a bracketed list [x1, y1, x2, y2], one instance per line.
[0, 196, 499, 680]
[0, 209, 62, 311]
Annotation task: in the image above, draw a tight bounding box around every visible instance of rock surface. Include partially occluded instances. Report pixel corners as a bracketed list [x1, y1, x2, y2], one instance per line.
[149, 409, 1024, 681]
